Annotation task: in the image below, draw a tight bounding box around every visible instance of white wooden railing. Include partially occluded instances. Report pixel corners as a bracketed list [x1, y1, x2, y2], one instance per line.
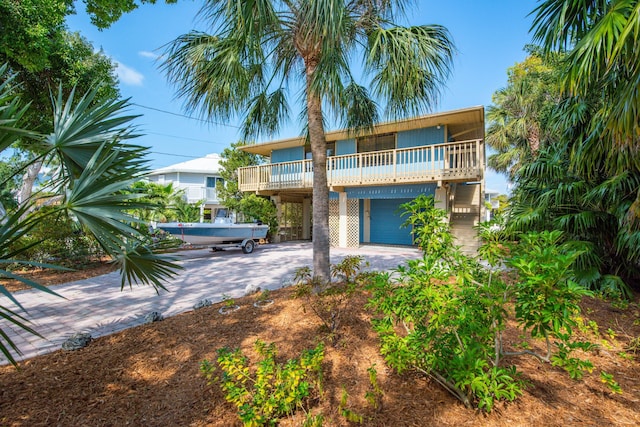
[239, 139, 483, 192]
[184, 186, 221, 204]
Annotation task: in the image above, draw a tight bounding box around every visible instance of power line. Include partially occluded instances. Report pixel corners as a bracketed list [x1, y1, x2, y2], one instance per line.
[132, 103, 241, 129]
[149, 151, 200, 159]
[145, 131, 227, 145]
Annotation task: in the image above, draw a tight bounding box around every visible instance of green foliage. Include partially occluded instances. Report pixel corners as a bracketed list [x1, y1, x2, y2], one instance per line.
[364, 365, 383, 411]
[399, 195, 452, 256]
[370, 214, 598, 411]
[294, 256, 369, 345]
[338, 388, 363, 424]
[488, 39, 640, 295]
[475, 216, 510, 267]
[486, 47, 562, 178]
[550, 341, 594, 380]
[10, 206, 105, 267]
[201, 340, 325, 426]
[508, 231, 592, 341]
[600, 371, 623, 394]
[367, 251, 521, 412]
[237, 194, 277, 234]
[128, 181, 190, 223]
[508, 143, 639, 296]
[217, 142, 277, 234]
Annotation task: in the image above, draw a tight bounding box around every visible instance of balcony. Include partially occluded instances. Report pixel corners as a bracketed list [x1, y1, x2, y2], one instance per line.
[238, 139, 484, 193]
[183, 187, 221, 205]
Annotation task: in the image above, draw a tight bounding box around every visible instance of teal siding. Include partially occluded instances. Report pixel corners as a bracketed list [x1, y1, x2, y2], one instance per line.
[347, 184, 436, 199]
[271, 146, 304, 163]
[369, 199, 413, 245]
[397, 127, 444, 148]
[336, 139, 356, 155]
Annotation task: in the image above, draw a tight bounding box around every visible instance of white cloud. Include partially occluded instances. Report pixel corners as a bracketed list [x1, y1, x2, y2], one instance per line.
[116, 62, 144, 86]
[139, 50, 161, 60]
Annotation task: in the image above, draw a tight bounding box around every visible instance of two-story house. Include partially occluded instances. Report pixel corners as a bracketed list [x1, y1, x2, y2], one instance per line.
[146, 153, 225, 222]
[237, 106, 485, 253]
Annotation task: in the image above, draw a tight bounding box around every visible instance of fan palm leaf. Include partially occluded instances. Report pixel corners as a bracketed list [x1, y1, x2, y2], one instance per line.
[0, 70, 182, 366]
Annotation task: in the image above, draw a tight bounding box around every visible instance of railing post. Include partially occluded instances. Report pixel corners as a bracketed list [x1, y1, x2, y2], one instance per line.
[392, 148, 397, 181]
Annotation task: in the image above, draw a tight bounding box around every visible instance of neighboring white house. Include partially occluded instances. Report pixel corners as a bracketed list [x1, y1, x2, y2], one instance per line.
[146, 153, 225, 222]
[484, 189, 501, 221]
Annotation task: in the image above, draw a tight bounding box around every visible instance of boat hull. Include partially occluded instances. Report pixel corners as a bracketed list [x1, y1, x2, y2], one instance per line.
[156, 222, 269, 246]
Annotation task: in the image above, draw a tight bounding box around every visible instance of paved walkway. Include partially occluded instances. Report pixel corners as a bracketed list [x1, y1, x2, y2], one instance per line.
[0, 242, 421, 365]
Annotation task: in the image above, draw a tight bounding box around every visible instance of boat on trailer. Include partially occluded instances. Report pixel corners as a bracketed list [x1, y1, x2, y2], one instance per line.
[156, 210, 268, 254]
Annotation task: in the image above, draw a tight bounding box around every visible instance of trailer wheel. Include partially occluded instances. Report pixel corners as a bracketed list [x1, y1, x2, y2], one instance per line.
[242, 239, 255, 254]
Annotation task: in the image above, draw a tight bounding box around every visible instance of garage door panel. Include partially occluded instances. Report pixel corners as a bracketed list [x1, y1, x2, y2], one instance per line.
[369, 199, 413, 245]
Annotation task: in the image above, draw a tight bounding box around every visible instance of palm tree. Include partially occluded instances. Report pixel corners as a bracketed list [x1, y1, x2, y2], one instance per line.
[0, 65, 182, 365]
[161, 0, 454, 282]
[531, 0, 640, 223]
[531, 0, 640, 146]
[486, 51, 561, 179]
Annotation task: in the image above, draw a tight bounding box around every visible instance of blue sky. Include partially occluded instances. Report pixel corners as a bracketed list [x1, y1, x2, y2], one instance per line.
[66, 0, 539, 194]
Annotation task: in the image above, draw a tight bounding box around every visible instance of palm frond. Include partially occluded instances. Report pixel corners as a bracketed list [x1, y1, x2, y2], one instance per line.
[366, 25, 454, 118]
[0, 304, 44, 366]
[113, 242, 183, 293]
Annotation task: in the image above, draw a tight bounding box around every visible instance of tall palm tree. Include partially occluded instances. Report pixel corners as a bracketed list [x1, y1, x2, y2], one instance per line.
[486, 51, 561, 179]
[0, 65, 182, 365]
[162, 0, 454, 282]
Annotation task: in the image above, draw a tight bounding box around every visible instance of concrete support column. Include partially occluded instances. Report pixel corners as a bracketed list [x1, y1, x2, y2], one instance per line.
[199, 204, 205, 223]
[338, 192, 348, 248]
[271, 195, 282, 243]
[435, 185, 449, 221]
[302, 198, 311, 240]
[363, 199, 371, 243]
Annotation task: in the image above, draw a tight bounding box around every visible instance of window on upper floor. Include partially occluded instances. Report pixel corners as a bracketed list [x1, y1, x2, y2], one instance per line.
[206, 176, 224, 188]
[357, 133, 396, 153]
[305, 142, 335, 159]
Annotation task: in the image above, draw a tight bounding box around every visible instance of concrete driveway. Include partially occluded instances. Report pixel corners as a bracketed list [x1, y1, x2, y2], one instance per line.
[0, 242, 421, 365]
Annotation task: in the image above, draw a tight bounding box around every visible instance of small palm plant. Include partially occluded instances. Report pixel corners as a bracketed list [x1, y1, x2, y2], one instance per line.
[0, 64, 182, 365]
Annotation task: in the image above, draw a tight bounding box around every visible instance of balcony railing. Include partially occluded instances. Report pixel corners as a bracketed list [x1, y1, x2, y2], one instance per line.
[184, 187, 221, 204]
[239, 139, 483, 193]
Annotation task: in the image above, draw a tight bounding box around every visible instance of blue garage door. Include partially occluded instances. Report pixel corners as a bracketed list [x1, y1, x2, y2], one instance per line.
[369, 199, 413, 245]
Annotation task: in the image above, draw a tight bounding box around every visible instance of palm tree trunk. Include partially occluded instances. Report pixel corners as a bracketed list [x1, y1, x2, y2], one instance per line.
[305, 61, 331, 284]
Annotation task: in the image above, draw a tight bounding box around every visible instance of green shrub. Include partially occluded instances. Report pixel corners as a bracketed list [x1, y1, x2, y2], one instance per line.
[367, 197, 599, 412]
[201, 340, 324, 426]
[367, 252, 521, 412]
[12, 206, 105, 268]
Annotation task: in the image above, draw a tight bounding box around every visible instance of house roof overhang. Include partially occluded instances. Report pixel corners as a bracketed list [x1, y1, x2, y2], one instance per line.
[239, 106, 485, 156]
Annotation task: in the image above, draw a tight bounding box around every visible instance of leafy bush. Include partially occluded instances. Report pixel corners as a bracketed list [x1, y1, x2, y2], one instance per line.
[367, 252, 521, 411]
[367, 197, 598, 411]
[12, 206, 105, 268]
[399, 194, 452, 256]
[201, 340, 324, 426]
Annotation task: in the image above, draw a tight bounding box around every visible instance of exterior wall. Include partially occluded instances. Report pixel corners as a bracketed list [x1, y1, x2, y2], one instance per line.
[147, 172, 178, 184]
[397, 126, 444, 148]
[239, 108, 484, 249]
[147, 172, 222, 206]
[345, 183, 436, 200]
[271, 146, 304, 163]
